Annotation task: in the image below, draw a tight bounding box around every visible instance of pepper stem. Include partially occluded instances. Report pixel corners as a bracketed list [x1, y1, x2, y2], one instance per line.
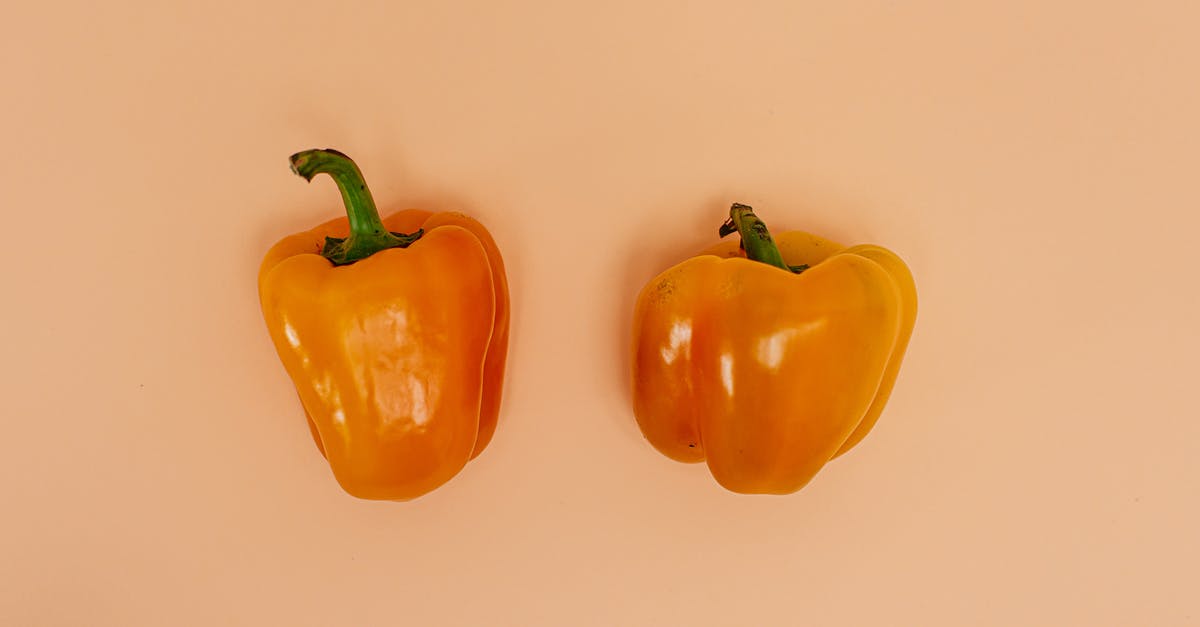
[289, 149, 422, 266]
[718, 203, 795, 272]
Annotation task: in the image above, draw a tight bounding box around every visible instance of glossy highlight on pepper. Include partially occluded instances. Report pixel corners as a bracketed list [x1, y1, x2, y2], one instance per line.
[631, 203, 916, 494]
[258, 149, 509, 501]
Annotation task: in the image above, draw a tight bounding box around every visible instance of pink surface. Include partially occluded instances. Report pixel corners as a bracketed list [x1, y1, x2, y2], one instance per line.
[2, 1, 1197, 624]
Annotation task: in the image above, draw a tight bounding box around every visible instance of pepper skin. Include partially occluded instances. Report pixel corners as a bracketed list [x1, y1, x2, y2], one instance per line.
[631, 204, 916, 494]
[258, 149, 509, 501]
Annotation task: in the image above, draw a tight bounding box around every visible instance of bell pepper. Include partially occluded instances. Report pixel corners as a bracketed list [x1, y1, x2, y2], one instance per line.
[258, 149, 509, 501]
[631, 203, 916, 494]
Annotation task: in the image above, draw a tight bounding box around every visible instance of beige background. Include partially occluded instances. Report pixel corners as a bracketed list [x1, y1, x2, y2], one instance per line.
[2, 1, 1198, 625]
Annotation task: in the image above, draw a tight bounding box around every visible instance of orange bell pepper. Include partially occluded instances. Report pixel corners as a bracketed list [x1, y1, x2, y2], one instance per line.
[631, 203, 916, 494]
[258, 149, 509, 501]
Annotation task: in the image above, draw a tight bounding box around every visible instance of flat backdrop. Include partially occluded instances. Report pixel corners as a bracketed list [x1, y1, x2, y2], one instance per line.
[3, 1, 1197, 625]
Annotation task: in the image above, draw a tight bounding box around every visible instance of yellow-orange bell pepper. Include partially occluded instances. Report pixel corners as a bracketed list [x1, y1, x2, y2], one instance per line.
[631, 203, 916, 494]
[258, 149, 509, 501]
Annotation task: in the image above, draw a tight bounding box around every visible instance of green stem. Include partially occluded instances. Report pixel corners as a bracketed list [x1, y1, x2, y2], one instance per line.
[289, 149, 422, 266]
[718, 203, 795, 272]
